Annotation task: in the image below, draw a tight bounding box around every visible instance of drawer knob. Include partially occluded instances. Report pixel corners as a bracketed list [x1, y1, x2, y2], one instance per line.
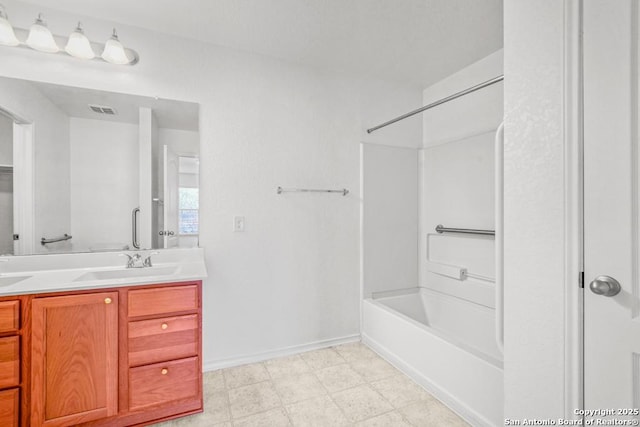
[161, 368, 168, 375]
[104, 297, 112, 304]
[161, 323, 168, 330]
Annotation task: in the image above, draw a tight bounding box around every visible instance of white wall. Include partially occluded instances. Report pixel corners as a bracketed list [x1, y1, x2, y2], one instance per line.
[504, 0, 572, 419]
[0, 0, 423, 366]
[362, 144, 418, 297]
[69, 117, 138, 252]
[419, 51, 502, 307]
[0, 76, 71, 253]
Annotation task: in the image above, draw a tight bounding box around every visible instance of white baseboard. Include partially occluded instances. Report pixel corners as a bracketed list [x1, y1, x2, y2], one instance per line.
[362, 332, 495, 427]
[203, 334, 361, 372]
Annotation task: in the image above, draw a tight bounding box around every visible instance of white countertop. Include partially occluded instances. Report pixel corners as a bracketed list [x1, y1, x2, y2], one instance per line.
[0, 247, 207, 296]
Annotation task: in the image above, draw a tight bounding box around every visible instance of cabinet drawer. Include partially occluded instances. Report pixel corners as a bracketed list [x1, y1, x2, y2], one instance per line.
[128, 285, 198, 318]
[128, 314, 198, 366]
[129, 357, 199, 411]
[0, 336, 19, 389]
[0, 388, 19, 427]
[0, 301, 19, 333]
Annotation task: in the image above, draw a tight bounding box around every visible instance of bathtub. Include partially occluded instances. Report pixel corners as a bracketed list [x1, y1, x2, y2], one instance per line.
[362, 287, 503, 426]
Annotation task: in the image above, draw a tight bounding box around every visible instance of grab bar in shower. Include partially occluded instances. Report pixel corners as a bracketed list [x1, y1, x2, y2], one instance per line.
[277, 186, 349, 196]
[495, 121, 505, 354]
[132, 207, 140, 249]
[435, 225, 495, 236]
[41, 234, 72, 245]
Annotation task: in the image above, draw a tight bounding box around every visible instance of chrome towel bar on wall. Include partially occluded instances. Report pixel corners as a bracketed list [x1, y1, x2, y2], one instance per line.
[277, 186, 349, 196]
[435, 224, 495, 236]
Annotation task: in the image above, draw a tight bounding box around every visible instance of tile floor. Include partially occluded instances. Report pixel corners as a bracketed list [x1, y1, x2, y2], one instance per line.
[152, 342, 469, 427]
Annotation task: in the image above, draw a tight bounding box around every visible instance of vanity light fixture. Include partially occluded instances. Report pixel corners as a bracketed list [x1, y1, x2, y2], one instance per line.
[101, 28, 129, 65]
[65, 22, 95, 59]
[0, 4, 138, 65]
[0, 4, 19, 46]
[26, 13, 59, 53]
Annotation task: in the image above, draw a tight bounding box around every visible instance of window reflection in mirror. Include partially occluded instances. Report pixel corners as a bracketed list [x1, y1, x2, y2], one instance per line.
[0, 76, 199, 255]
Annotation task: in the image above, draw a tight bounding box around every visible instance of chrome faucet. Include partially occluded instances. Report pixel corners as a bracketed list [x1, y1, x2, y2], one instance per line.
[121, 252, 159, 268]
[122, 253, 144, 268]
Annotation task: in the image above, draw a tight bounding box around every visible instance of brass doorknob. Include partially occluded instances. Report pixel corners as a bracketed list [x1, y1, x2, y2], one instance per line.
[161, 368, 168, 375]
[161, 323, 168, 330]
[104, 297, 112, 304]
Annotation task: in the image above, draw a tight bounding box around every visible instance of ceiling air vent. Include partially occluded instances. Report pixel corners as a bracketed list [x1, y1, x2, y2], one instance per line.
[88, 104, 116, 115]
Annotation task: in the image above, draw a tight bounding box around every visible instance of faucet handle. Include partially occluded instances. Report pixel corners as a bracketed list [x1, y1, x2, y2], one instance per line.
[119, 253, 138, 268]
[143, 251, 160, 267]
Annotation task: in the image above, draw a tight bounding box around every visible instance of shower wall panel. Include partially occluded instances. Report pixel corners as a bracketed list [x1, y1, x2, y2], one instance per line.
[362, 143, 418, 298]
[419, 49, 503, 301]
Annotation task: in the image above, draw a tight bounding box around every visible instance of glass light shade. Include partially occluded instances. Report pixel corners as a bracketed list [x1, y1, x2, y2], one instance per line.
[65, 23, 94, 59]
[101, 29, 130, 65]
[0, 14, 19, 46]
[26, 15, 59, 53]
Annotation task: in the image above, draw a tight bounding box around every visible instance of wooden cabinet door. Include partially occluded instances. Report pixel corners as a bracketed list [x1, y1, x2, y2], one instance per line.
[31, 292, 118, 427]
[0, 388, 19, 427]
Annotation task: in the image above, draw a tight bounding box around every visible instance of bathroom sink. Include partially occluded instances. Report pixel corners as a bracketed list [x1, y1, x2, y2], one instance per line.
[74, 266, 178, 282]
[0, 275, 31, 287]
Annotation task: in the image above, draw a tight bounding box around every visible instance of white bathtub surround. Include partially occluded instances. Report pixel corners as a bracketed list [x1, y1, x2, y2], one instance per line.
[359, 50, 504, 426]
[362, 289, 502, 426]
[358, 50, 505, 425]
[419, 50, 502, 292]
[0, 247, 207, 296]
[361, 143, 419, 298]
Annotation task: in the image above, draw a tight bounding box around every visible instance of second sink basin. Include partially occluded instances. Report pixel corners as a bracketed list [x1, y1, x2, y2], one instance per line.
[0, 275, 32, 287]
[74, 266, 178, 282]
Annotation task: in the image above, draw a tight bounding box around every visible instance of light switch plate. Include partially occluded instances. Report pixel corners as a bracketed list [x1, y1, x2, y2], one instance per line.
[233, 216, 245, 232]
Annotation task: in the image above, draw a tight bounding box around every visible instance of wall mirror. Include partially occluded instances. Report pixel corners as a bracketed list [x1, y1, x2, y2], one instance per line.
[0, 76, 200, 255]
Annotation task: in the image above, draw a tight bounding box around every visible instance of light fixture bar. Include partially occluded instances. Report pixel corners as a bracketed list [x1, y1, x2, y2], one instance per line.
[0, 5, 139, 65]
[9, 26, 139, 65]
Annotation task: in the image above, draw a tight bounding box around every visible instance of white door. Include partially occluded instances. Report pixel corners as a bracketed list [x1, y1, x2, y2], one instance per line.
[584, 0, 640, 417]
[162, 145, 179, 248]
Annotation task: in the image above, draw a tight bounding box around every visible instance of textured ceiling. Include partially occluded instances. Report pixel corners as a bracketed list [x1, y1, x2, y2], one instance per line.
[16, 0, 503, 88]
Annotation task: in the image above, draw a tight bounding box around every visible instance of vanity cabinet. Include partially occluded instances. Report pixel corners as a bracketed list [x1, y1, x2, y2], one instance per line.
[0, 299, 21, 427]
[123, 284, 202, 418]
[30, 292, 119, 426]
[0, 280, 202, 427]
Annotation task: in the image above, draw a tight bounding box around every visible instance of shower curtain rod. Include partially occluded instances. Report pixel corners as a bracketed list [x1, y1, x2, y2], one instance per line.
[366, 74, 504, 134]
